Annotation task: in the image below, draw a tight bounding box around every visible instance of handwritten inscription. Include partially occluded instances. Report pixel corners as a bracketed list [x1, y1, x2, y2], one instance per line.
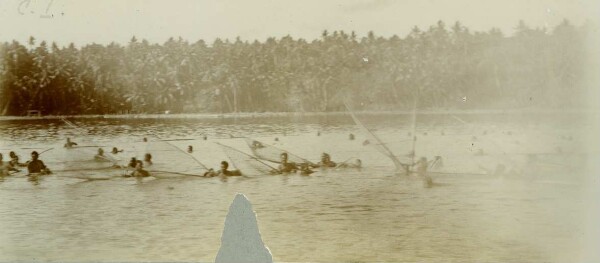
[18, 0, 56, 18]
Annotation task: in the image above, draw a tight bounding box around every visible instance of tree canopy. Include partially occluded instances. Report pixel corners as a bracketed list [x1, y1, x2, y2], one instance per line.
[0, 20, 595, 116]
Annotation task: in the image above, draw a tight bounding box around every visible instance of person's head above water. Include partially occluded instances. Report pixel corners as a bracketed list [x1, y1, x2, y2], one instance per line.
[187, 145, 193, 153]
[143, 137, 148, 142]
[280, 152, 288, 162]
[135, 160, 143, 170]
[144, 153, 152, 161]
[31, 151, 39, 160]
[111, 147, 118, 153]
[321, 153, 331, 162]
[97, 148, 104, 155]
[220, 161, 229, 171]
[66, 138, 71, 142]
[9, 151, 16, 158]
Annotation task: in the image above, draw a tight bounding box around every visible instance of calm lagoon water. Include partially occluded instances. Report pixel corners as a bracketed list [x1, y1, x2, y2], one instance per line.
[0, 113, 598, 262]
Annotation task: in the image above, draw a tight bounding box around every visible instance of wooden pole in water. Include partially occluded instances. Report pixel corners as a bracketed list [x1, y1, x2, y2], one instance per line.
[409, 87, 419, 168]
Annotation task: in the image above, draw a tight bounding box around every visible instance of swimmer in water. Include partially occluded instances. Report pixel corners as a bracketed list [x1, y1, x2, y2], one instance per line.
[64, 138, 78, 148]
[0, 153, 20, 176]
[143, 153, 153, 166]
[111, 147, 123, 154]
[316, 153, 337, 168]
[9, 151, 26, 167]
[204, 161, 241, 177]
[278, 152, 297, 173]
[26, 151, 51, 175]
[94, 148, 109, 161]
[131, 161, 150, 177]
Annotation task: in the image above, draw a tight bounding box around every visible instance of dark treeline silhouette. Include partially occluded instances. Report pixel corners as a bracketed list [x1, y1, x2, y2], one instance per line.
[0, 20, 595, 116]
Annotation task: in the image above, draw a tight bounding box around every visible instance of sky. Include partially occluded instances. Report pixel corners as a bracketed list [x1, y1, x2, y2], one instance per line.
[0, 0, 599, 46]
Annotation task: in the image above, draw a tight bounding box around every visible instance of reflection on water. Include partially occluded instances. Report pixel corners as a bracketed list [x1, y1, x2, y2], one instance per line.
[0, 113, 598, 262]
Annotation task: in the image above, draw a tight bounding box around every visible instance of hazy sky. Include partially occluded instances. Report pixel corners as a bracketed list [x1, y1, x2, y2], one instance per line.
[0, 0, 598, 46]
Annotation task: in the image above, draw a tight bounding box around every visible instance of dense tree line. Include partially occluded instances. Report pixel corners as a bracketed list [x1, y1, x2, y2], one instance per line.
[0, 20, 595, 115]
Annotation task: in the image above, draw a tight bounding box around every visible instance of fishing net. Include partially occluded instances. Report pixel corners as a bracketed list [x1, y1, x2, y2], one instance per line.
[59, 146, 119, 172]
[243, 137, 313, 165]
[344, 102, 411, 172]
[142, 139, 208, 177]
[217, 142, 279, 176]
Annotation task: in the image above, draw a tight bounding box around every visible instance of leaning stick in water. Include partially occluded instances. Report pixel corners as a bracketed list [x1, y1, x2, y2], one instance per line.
[148, 170, 206, 178]
[215, 142, 280, 174]
[159, 138, 195, 142]
[39, 148, 54, 155]
[335, 157, 359, 167]
[60, 117, 88, 134]
[451, 115, 469, 125]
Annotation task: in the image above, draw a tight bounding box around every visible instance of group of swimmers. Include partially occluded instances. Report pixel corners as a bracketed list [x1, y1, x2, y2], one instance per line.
[0, 151, 51, 176]
[0, 137, 87, 175]
[3, 137, 441, 184]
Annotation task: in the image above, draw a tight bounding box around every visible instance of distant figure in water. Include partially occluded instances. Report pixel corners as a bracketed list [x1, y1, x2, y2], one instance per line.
[94, 148, 108, 161]
[131, 161, 150, 177]
[338, 159, 362, 169]
[278, 152, 297, 173]
[0, 153, 20, 176]
[413, 157, 433, 188]
[128, 157, 138, 168]
[414, 157, 428, 176]
[317, 131, 321, 136]
[187, 145, 193, 153]
[349, 133, 355, 140]
[64, 138, 78, 148]
[144, 153, 153, 166]
[203, 135, 207, 140]
[111, 147, 123, 154]
[317, 153, 337, 168]
[251, 140, 264, 149]
[9, 151, 26, 167]
[143, 137, 148, 142]
[27, 151, 51, 175]
[299, 163, 314, 175]
[204, 161, 241, 177]
[274, 137, 279, 142]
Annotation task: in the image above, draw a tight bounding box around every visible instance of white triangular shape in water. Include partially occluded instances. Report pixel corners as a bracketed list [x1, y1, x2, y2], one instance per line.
[215, 193, 273, 263]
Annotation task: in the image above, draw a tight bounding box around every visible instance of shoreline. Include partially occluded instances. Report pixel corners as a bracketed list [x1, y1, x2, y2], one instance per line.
[0, 108, 598, 121]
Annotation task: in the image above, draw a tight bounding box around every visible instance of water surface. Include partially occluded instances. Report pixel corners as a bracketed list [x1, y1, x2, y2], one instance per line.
[0, 113, 598, 262]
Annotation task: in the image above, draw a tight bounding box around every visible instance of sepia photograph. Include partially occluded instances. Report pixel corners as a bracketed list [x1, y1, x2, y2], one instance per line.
[1, 0, 599, 262]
